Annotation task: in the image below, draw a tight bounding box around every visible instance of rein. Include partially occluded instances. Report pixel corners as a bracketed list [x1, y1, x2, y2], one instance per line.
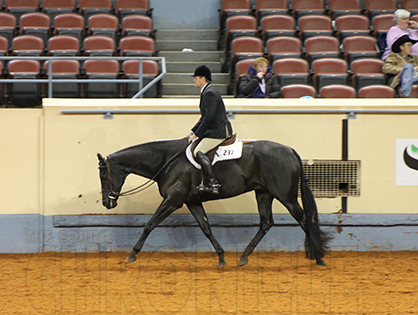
[101, 146, 187, 199]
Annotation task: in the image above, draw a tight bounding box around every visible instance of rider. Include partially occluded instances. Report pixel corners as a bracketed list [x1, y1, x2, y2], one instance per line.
[187, 65, 233, 195]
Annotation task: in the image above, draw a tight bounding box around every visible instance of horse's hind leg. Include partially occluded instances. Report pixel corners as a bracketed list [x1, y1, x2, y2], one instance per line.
[187, 203, 226, 266]
[126, 198, 181, 263]
[239, 190, 274, 266]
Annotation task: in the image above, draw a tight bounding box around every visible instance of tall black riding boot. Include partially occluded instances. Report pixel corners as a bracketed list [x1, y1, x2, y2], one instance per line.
[195, 151, 221, 195]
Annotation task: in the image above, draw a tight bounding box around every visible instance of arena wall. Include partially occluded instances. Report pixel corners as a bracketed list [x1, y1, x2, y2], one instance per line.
[2, 98, 418, 254]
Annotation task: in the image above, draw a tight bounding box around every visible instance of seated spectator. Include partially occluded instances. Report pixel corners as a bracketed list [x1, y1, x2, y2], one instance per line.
[382, 35, 418, 97]
[381, 9, 418, 60]
[238, 57, 280, 98]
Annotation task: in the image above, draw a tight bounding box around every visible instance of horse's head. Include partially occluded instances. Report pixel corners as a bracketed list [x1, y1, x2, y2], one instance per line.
[97, 153, 126, 209]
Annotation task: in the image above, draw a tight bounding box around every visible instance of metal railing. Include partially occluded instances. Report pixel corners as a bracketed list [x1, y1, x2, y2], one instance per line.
[0, 56, 166, 99]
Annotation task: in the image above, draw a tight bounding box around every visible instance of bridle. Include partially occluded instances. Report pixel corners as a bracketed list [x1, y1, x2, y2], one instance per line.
[99, 146, 186, 200]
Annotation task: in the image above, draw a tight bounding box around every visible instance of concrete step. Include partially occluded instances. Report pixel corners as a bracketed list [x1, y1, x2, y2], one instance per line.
[166, 61, 223, 73]
[156, 39, 218, 51]
[159, 51, 223, 62]
[157, 29, 219, 41]
[162, 83, 228, 95]
[163, 73, 229, 84]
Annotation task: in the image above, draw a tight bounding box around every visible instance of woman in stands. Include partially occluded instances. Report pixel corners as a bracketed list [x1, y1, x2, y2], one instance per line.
[238, 57, 280, 98]
[382, 9, 418, 60]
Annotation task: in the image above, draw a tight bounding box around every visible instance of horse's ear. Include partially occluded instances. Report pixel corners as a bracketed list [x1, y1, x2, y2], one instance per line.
[97, 153, 105, 162]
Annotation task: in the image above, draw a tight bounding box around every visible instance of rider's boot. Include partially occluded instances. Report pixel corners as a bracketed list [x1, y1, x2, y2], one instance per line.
[195, 151, 221, 195]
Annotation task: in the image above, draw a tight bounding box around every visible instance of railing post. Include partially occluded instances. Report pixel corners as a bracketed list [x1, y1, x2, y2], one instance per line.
[48, 57, 53, 98]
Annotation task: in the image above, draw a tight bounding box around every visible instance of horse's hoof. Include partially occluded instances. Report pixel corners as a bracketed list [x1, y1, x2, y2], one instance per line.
[239, 256, 249, 266]
[126, 251, 137, 264]
[218, 260, 227, 266]
[316, 259, 326, 266]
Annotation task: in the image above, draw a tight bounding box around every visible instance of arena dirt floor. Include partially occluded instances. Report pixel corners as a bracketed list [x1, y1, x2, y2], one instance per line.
[1, 250, 418, 314]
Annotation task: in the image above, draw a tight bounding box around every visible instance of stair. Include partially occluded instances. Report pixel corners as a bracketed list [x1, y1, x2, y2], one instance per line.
[156, 29, 229, 97]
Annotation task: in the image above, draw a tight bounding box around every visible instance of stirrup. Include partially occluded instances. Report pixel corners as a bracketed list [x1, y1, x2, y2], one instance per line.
[197, 182, 221, 195]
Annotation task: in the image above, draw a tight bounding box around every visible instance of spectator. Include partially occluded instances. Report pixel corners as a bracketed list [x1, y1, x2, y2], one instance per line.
[238, 57, 280, 98]
[381, 9, 418, 60]
[382, 34, 418, 98]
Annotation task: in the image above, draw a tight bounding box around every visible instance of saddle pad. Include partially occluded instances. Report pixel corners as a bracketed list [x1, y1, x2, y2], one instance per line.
[186, 140, 243, 169]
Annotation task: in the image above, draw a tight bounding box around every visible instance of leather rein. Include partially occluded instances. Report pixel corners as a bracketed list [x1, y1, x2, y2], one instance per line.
[100, 147, 186, 200]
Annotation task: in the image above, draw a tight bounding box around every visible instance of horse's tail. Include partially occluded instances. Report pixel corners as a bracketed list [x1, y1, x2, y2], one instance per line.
[292, 149, 331, 262]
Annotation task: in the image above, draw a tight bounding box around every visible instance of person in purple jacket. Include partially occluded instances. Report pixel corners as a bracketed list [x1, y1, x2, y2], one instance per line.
[238, 57, 280, 98]
[381, 9, 418, 61]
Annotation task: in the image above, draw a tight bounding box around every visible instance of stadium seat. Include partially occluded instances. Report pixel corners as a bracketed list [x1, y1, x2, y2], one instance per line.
[123, 60, 160, 98]
[225, 15, 258, 50]
[0, 36, 8, 56]
[327, 0, 362, 19]
[54, 13, 85, 43]
[372, 14, 394, 38]
[401, 0, 418, 16]
[5, 0, 38, 26]
[364, 0, 397, 22]
[230, 36, 263, 71]
[350, 58, 386, 92]
[232, 58, 255, 96]
[254, 0, 288, 21]
[335, 14, 370, 42]
[358, 85, 395, 98]
[260, 15, 295, 43]
[281, 84, 316, 98]
[220, 0, 252, 29]
[48, 35, 79, 56]
[312, 58, 348, 93]
[122, 15, 154, 37]
[410, 85, 418, 98]
[273, 58, 309, 87]
[119, 35, 155, 56]
[0, 13, 17, 49]
[84, 59, 120, 98]
[12, 35, 44, 56]
[291, 0, 325, 23]
[305, 35, 340, 66]
[266, 36, 302, 63]
[42, 0, 76, 27]
[19, 13, 51, 48]
[83, 35, 115, 56]
[320, 85, 356, 98]
[7, 59, 41, 106]
[43, 59, 80, 97]
[116, 0, 152, 22]
[79, 0, 112, 26]
[343, 36, 378, 66]
[298, 14, 333, 42]
[87, 13, 119, 41]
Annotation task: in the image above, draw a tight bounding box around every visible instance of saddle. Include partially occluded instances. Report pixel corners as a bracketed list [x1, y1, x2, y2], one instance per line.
[186, 134, 243, 169]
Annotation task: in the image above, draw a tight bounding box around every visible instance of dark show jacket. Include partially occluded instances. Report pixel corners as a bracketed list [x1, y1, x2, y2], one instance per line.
[192, 84, 233, 139]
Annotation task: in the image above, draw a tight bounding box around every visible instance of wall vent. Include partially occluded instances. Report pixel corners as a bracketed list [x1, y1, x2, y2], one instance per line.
[301, 160, 361, 198]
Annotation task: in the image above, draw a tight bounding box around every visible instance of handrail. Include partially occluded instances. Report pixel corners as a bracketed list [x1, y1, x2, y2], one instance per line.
[0, 56, 166, 99]
[61, 108, 418, 115]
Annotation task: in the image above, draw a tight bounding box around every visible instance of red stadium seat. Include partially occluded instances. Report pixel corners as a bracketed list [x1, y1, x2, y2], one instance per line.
[0, 13, 17, 49]
[312, 58, 348, 93]
[298, 14, 333, 42]
[116, 0, 152, 21]
[84, 59, 120, 98]
[220, 0, 252, 29]
[233, 58, 256, 96]
[320, 85, 356, 98]
[43, 59, 80, 98]
[19, 13, 50, 48]
[88, 13, 119, 41]
[79, 0, 112, 26]
[254, 0, 288, 21]
[327, 0, 362, 19]
[358, 85, 395, 98]
[0, 36, 8, 56]
[123, 60, 160, 98]
[48, 35, 79, 56]
[5, 0, 38, 26]
[260, 14, 296, 43]
[225, 15, 258, 49]
[122, 15, 154, 37]
[273, 58, 309, 87]
[83, 35, 115, 56]
[54, 13, 85, 42]
[335, 14, 370, 42]
[402, 0, 418, 16]
[350, 58, 386, 92]
[291, 0, 325, 22]
[119, 36, 155, 56]
[305, 35, 340, 65]
[42, 0, 76, 26]
[281, 84, 316, 98]
[343, 36, 378, 65]
[266, 36, 302, 63]
[364, 0, 397, 22]
[372, 14, 394, 37]
[12, 35, 44, 56]
[7, 59, 41, 106]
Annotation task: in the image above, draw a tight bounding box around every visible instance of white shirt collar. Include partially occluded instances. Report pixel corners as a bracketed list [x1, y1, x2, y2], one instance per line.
[201, 83, 209, 94]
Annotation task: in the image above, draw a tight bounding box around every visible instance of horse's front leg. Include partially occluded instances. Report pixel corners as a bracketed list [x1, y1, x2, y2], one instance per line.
[187, 203, 226, 266]
[239, 190, 274, 266]
[126, 197, 182, 263]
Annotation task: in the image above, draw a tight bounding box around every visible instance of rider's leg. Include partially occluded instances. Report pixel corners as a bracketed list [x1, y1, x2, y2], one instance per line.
[194, 138, 224, 194]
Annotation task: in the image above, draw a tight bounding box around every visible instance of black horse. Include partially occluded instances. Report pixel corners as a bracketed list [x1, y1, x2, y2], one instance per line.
[98, 138, 330, 266]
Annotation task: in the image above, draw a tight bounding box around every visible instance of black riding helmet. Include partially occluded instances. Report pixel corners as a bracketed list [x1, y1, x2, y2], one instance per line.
[192, 65, 212, 81]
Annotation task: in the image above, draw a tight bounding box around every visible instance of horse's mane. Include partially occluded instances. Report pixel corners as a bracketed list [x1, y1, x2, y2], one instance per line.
[109, 137, 189, 159]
